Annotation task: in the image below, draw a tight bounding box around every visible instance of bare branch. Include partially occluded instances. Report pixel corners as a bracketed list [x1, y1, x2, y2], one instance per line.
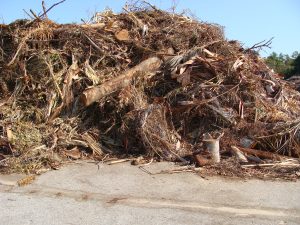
[142, 1, 160, 11]
[29, 9, 41, 20]
[42, 1, 48, 19]
[245, 37, 274, 52]
[23, 9, 34, 20]
[39, 0, 66, 19]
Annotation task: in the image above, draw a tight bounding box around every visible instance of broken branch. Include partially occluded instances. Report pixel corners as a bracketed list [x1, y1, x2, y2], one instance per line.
[39, 0, 66, 19]
[80, 57, 162, 107]
[237, 146, 285, 161]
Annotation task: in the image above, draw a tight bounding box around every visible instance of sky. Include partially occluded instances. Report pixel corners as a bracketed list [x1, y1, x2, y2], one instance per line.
[1, 0, 299, 57]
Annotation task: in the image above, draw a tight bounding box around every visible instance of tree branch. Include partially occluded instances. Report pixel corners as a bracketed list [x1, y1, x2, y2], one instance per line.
[39, 0, 66, 19]
[41, 1, 48, 19]
[245, 37, 274, 52]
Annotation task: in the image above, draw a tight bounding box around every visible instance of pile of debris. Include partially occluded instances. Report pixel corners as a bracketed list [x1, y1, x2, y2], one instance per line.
[286, 76, 300, 92]
[1, 3, 300, 179]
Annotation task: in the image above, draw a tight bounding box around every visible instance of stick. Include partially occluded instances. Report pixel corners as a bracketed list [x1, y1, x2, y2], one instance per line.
[23, 9, 34, 20]
[142, 1, 160, 11]
[106, 159, 132, 165]
[81, 32, 106, 56]
[39, 0, 66, 19]
[241, 161, 300, 168]
[44, 59, 63, 99]
[29, 9, 40, 20]
[80, 57, 162, 107]
[245, 37, 273, 52]
[237, 146, 285, 161]
[7, 27, 45, 66]
[42, 1, 48, 19]
[80, 23, 105, 29]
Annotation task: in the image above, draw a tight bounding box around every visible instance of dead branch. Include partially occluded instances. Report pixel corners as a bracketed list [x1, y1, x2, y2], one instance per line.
[241, 159, 300, 168]
[82, 31, 106, 55]
[29, 9, 41, 21]
[80, 23, 105, 29]
[80, 57, 162, 107]
[42, 1, 48, 19]
[142, 1, 160, 11]
[245, 37, 273, 52]
[237, 146, 286, 161]
[7, 27, 45, 66]
[39, 0, 66, 19]
[23, 9, 34, 20]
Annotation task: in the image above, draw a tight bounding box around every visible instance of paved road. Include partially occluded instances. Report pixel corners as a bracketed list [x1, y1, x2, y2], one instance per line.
[1, 162, 300, 225]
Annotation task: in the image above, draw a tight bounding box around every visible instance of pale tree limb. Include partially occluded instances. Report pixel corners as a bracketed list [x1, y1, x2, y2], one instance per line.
[80, 57, 162, 107]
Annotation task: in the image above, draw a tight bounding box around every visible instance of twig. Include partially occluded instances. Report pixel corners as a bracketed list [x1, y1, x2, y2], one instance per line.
[245, 37, 273, 52]
[178, 83, 240, 106]
[42, 1, 48, 19]
[157, 166, 201, 174]
[29, 9, 41, 20]
[241, 160, 300, 168]
[138, 165, 201, 175]
[23, 9, 34, 20]
[122, 7, 144, 28]
[82, 31, 106, 55]
[106, 158, 132, 165]
[142, 1, 160, 11]
[7, 27, 45, 66]
[39, 0, 66, 19]
[44, 59, 63, 99]
[140, 158, 154, 166]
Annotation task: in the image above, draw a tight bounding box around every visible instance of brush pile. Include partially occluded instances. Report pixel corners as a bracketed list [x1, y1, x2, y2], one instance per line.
[1, 3, 300, 179]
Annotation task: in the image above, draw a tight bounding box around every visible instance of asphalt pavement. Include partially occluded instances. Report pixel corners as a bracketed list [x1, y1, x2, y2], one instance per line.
[0, 161, 299, 225]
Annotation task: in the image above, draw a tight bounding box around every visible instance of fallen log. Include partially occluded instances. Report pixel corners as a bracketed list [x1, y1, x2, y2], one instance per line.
[236, 146, 285, 161]
[80, 57, 162, 107]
